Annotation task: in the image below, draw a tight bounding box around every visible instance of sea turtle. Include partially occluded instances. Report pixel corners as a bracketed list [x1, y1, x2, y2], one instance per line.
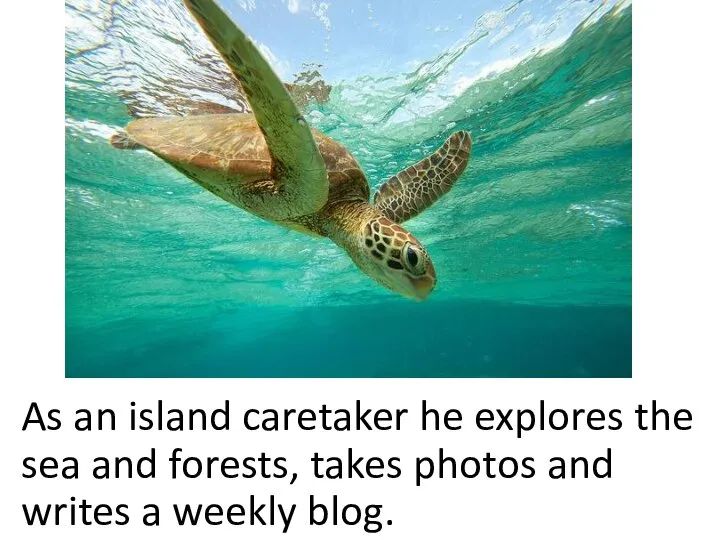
[111, 0, 471, 300]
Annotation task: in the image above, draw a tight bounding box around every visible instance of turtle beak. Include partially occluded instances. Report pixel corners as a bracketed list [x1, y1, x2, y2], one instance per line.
[410, 259, 436, 300]
[410, 274, 435, 301]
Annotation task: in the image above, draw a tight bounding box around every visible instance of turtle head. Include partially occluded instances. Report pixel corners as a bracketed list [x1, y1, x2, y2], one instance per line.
[356, 215, 436, 301]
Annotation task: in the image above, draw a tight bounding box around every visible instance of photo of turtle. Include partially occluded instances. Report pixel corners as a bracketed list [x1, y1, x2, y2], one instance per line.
[66, 0, 632, 377]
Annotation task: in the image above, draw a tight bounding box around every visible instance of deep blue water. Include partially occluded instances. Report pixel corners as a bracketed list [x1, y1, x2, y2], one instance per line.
[65, 0, 631, 377]
[67, 301, 630, 377]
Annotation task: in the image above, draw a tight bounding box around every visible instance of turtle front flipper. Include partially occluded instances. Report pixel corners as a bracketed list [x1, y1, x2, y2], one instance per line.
[183, 0, 328, 216]
[373, 131, 472, 223]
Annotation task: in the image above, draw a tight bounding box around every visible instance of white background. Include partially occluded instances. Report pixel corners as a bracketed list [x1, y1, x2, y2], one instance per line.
[1, 0, 719, 538]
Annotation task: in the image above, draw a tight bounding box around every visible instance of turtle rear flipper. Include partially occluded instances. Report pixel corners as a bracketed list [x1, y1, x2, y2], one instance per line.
[374, 131, 472, 223]
[123, 95, 244, 119]
[186, 101, 243, 115]
[184, 0, 328, 216]
[110, 131, 141, 150]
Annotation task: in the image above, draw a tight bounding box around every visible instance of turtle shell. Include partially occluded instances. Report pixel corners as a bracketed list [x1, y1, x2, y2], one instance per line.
[125, 113, 369, 202]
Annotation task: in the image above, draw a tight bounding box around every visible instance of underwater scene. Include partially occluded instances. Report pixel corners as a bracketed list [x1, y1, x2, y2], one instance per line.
[66, 0, 631, 377]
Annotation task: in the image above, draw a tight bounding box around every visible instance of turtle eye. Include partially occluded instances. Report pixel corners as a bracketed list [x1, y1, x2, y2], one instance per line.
[402, 242, 426, 275]
[406, 246, 418, 267]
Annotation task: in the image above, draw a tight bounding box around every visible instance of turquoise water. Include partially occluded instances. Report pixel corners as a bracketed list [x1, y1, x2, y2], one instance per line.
[65, 0, 631, 377]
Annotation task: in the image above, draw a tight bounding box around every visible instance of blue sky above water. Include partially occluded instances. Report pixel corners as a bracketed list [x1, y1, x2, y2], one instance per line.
[219, 0, 619, 83]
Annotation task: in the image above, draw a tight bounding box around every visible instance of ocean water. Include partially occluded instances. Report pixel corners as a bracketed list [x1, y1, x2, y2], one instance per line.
[65, 0, 632, 377]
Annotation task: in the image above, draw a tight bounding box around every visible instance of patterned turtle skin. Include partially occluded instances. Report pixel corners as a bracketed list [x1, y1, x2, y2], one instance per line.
[374, 131, 472, 223]
[111, 0, 472, 300]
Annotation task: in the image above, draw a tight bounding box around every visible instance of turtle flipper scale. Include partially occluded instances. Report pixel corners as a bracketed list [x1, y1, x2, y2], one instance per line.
[373, 131, 472, 223]
[183, 0, 328, 215]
